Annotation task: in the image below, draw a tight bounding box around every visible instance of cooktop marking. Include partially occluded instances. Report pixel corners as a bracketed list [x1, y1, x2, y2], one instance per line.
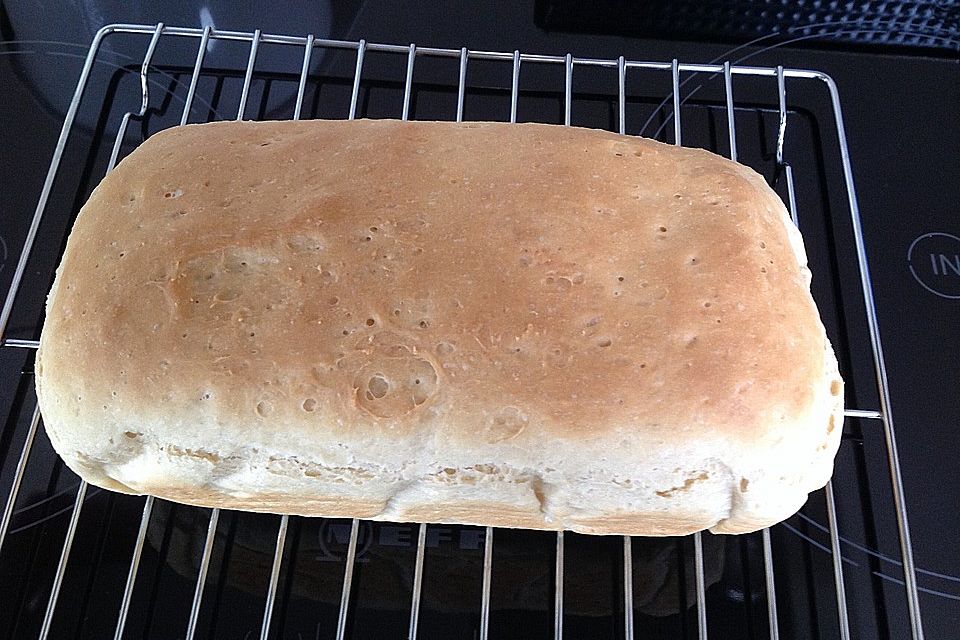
[907, 232, 960, 300]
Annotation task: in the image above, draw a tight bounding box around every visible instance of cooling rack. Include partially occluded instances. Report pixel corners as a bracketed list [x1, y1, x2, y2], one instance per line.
[0, 22, 926, 640]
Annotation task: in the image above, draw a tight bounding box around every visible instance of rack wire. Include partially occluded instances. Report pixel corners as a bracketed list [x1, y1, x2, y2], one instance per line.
[0, 22, 925, 639]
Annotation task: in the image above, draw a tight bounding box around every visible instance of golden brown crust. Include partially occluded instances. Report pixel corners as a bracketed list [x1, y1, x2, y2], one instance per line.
[36, 119, 843, 535]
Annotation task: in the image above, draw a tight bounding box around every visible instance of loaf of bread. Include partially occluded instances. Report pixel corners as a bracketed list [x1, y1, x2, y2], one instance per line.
[36, 119, 843, 535]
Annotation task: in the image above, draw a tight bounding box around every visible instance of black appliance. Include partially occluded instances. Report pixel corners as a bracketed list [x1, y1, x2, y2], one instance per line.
[1, 2, 957, 638]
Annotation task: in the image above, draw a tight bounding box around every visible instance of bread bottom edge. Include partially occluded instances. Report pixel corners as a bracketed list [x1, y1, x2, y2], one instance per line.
[67, 469, 817, 537]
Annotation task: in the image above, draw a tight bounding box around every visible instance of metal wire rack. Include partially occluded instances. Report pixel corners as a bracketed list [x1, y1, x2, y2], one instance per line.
[0, 22, 926, 640]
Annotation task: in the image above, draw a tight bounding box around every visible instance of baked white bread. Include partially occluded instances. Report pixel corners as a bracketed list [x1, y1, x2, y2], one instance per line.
[35, 119, 844, 536]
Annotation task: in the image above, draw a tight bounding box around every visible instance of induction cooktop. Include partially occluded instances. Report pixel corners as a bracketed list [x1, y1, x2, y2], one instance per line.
[0, 2, 957, 639]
